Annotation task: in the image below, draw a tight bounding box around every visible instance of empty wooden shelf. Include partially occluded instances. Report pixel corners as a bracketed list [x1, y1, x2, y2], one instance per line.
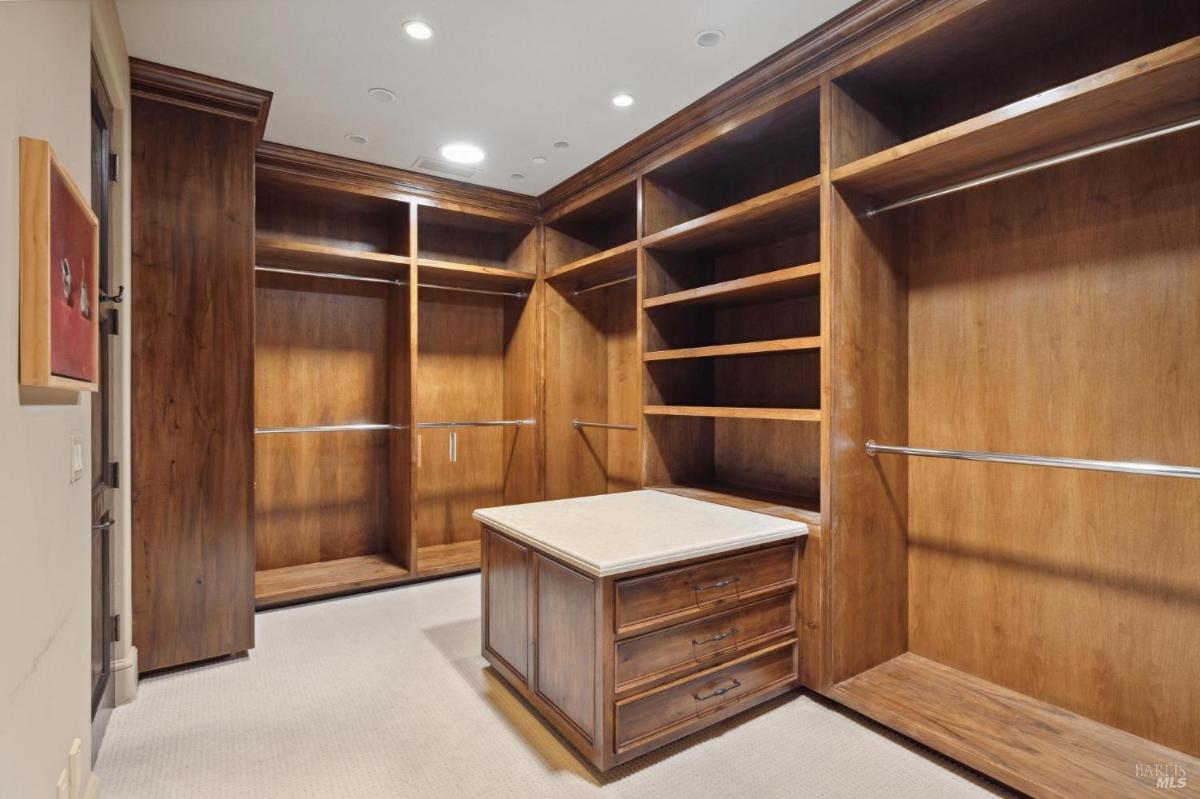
[544, 179, 637, 274]
[831, 37, 1200, 205]
[256, 236, 410, 276]
[643, 263, 821, 309]
[644, 337, 820, 361]
[644, 406, 820, 423]
[416, 259, 537, 294]
[546, 241, 637, 287]
[255, 554, 412, 608]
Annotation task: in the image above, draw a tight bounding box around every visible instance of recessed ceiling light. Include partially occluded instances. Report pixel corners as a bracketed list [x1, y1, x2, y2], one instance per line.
[531, 156, 548, 165]
[553, 141, 570, 149]
[403, 20, 434, 40]
[439, 142, 485, 164]
[611, 93, 634, 108]
[368, 87, 396, 102]
[345, 133, 369, 144]
[695, 29, 725, 48]
[510, 173, 526, 180]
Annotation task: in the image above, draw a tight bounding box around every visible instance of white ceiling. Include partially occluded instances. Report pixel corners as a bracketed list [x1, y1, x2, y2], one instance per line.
[116, 0, 858, 196]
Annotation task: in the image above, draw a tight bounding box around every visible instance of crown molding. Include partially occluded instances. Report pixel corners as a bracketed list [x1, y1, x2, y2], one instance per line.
[538, 0, 938, 212]
[130, 58, 273, 141]
[255, 141, 540, 222]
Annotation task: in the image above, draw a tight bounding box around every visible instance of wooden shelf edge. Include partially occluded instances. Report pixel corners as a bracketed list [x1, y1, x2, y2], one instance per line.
[641, 175, 821, 251]
[644, 262, 822, 309]
[644, 405, 820, 422]
[825, 652, 1200, 799]
[255, 553, 412, 608]
[416, 258, 537, 280]
[830, 37, 1200, 200]
[647, 484, 821, 527]
[256, 236, 412, 269]
[416, 540, 481, 575]
[546, 241, 638, 282]
[644, 336, 821, 361]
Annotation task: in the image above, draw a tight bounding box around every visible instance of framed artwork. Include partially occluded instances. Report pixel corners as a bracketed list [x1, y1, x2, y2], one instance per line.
[19, 137, 100, 392]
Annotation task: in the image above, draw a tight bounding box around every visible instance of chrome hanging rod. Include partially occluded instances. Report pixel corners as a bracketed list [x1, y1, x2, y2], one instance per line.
[256, 266, 527, 298]
[573, 274, 636, 296]
[572, 418, 637, 431]
[864, 116, 1200, 218]
[255, 266, 402, 286]
[865, 440, 1200, 480]
[418, 283, 527, 298]
[256, 423, 407, 435]
[415, 418, 536, 429]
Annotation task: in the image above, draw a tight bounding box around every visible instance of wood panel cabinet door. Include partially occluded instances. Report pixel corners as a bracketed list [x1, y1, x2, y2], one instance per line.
[483, 530, 530, 680]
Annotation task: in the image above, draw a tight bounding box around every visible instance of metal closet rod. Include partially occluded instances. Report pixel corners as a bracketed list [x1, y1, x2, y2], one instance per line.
[573, 274, 636, 296]
[572, 418, 637, 431]
[256, 422, 407, 435]
[254, 266, 527, 298]
[416, 418, 536, 429]
[865, 440, 1200, 480]
[864, 116, 1200, 218]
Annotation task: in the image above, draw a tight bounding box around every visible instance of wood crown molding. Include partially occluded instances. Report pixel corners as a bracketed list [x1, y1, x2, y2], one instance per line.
[256, 141, 540, 222]
[130, 58, 273, 141]
[538, 0, 938, 212]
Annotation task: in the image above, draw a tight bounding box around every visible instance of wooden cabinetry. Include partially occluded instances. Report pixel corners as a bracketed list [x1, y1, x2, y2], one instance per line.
[129, 61, 268, 672]
[481, 524, 800, 770]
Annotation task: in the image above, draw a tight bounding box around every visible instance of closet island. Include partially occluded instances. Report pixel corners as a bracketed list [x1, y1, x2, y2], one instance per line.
[475, 490, 810, 769]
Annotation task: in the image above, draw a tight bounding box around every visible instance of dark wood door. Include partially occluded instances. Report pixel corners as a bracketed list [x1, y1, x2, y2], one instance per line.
[90, 59, 117, 759]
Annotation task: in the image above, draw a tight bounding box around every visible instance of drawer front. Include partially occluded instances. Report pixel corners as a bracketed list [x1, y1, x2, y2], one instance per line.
[615, 544, 796, 632]
[615, 592, 795, 693]
[615, 640, 796, 752]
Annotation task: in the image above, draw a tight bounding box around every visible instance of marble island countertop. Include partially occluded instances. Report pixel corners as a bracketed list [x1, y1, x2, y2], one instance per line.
[472, 489, 809, 577]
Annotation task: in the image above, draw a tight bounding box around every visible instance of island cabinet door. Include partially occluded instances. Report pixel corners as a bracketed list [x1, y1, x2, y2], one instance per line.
[483, 529, 530, 681]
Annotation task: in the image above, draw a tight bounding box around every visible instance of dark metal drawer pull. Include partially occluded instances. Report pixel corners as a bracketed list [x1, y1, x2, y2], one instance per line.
[692, 627, 738, 645]
[693, 576, 741, 592]
[694, 678, 742, 701]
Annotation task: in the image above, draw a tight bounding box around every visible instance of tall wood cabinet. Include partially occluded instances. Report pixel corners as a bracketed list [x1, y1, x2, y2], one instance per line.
[129, 61, 269, 672]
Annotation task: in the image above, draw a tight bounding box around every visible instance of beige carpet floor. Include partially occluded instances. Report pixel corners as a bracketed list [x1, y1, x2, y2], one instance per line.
[96, 574, 1012, 798]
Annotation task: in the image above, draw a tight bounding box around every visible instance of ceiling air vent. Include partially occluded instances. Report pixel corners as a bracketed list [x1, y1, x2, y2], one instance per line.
[412, 156, 478, 180]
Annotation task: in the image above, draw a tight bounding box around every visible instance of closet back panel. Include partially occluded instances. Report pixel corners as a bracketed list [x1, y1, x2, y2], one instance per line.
[254, 274, 395, 569]
[256, 179, 409, 255]
[904, 131, 1200, 755]
[415, 292, 506, 548]
[545, 280, 639, 499]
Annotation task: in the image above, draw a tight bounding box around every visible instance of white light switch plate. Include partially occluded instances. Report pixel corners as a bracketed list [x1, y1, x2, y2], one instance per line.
[70, 435, 84, 483]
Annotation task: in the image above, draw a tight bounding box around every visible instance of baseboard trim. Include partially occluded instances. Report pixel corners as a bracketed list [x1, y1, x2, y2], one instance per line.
[113, 646, 138, 706]
[83, 771, 100, 799]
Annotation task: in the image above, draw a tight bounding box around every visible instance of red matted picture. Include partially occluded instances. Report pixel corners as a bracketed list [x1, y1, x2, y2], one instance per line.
[19, 137, 100, 392]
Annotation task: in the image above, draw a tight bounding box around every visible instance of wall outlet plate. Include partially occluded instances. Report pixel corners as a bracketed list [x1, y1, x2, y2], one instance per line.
[70, 434, 84, 483]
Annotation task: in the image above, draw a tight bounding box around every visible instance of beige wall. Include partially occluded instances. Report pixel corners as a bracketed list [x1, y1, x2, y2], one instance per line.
[0, 1, 130, 796]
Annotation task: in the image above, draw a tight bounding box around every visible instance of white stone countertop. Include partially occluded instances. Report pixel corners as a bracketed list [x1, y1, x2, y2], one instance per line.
[472, 489, 808, 577]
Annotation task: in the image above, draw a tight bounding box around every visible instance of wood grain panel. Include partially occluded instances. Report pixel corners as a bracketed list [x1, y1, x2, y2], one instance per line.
[535, 555, 596, 739]
[484, 530, 530, 679]
[131, 97, 255, 672]
[904, 130, 1200, 756]
[829, 653, 1200, 799]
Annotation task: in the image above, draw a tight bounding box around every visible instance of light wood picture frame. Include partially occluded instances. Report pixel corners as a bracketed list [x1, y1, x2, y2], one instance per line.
[19, 136, 100, 392]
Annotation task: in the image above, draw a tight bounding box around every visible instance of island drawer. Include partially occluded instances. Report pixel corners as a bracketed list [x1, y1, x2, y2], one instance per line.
[614, 639, 797, 753]
[614, 544, 796, 633]
[615, 591, 795, 694]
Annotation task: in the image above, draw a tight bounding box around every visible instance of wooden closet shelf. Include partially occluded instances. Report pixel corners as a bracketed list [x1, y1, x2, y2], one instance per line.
[827, 653, 1200, 799]
[831, 37, 1200, 204]
[256, 236, 411, 276]
[644, 405, 820, 423]
[417, 259, 537, 294]
[547, 241, 638, 285]
[644, 336, 821, 361]
[641, 176, 821, 253]
[648, 484, 820, 527]
[255, 553, 412, 608]
[417, 540, 481, 575]
[644, 262, 822, 309]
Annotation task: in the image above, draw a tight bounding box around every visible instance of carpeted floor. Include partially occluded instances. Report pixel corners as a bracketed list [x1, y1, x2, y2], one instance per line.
[96, 574, 1012, 798]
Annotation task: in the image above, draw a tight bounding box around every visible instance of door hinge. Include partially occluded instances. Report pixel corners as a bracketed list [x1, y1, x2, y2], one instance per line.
[108, 461, 120, 489]
[112, 614, 121, 643]
[109, 152, 119, 183]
